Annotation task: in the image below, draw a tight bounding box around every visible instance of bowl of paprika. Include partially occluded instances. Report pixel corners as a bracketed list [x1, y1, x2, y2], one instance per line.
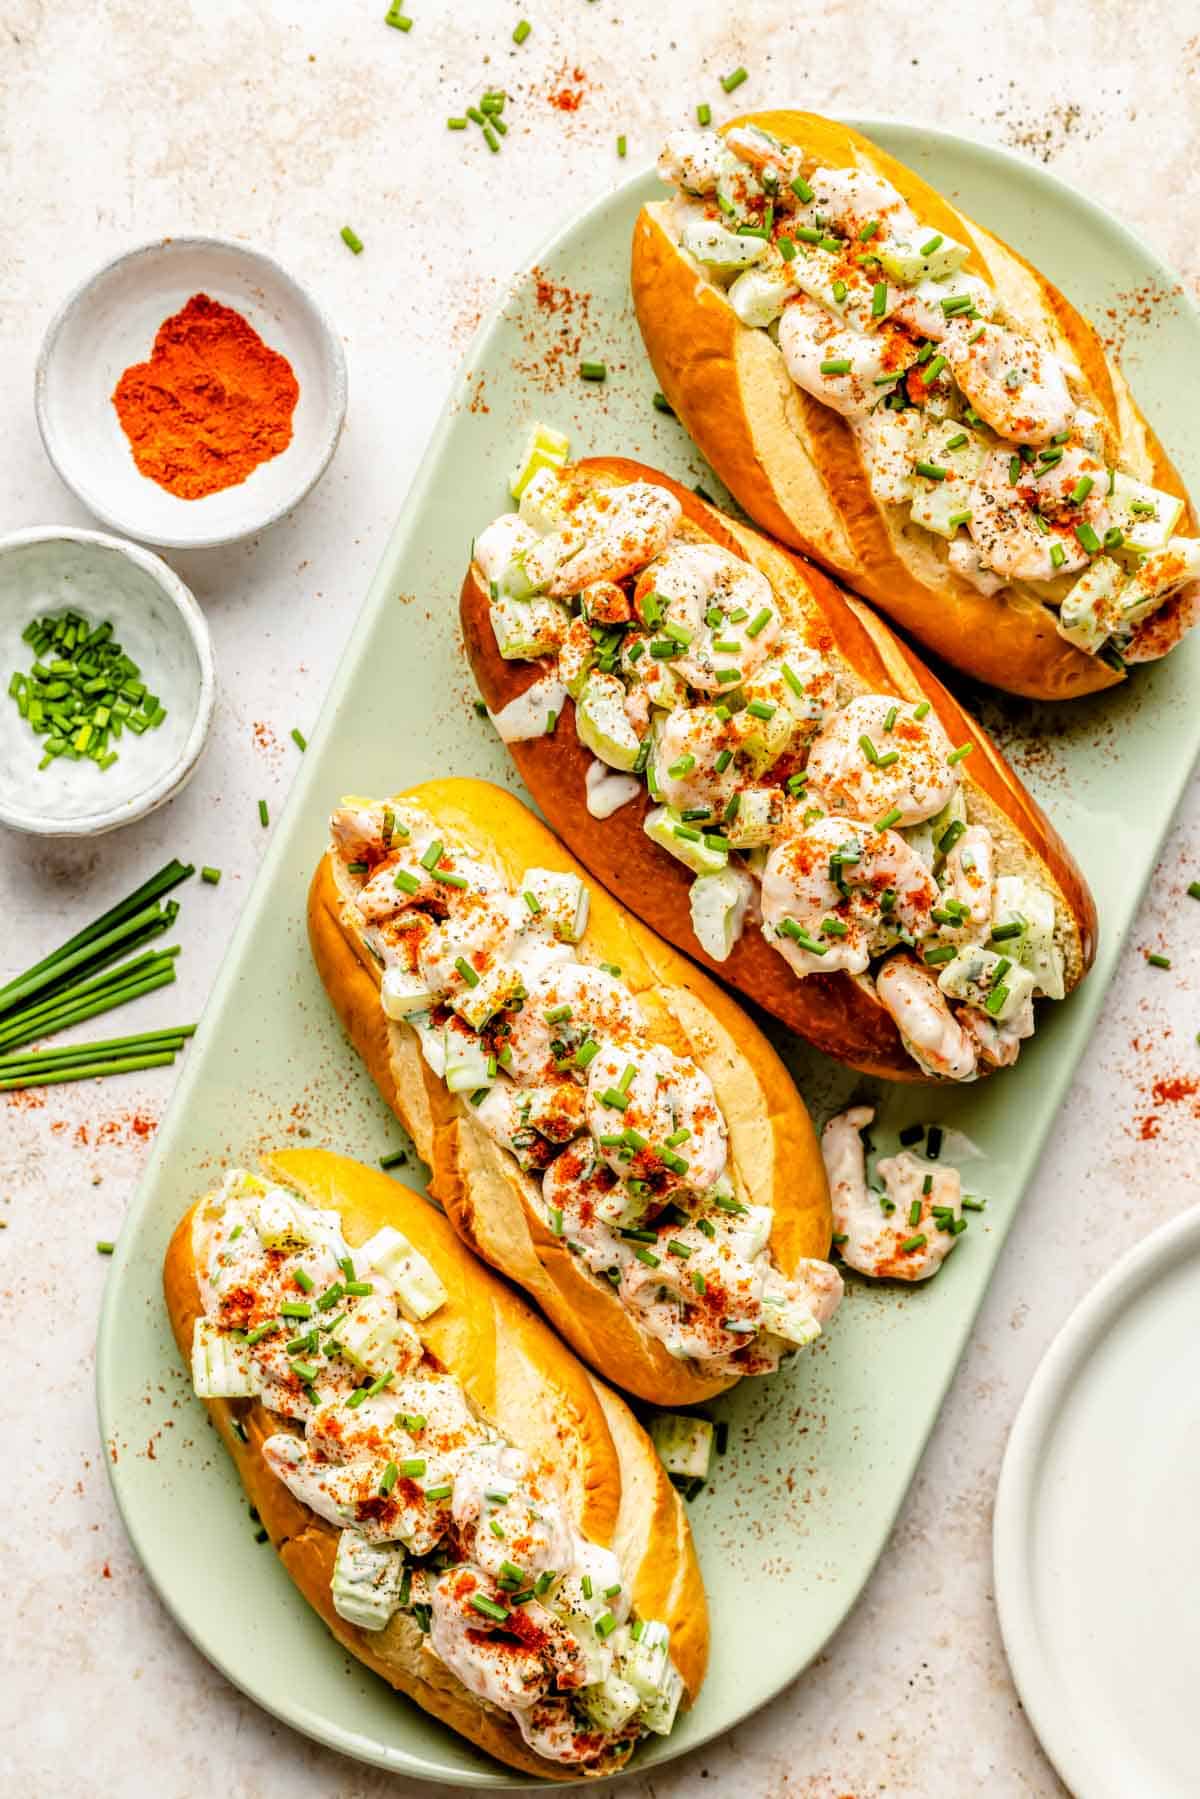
[35, 237, 347, 550]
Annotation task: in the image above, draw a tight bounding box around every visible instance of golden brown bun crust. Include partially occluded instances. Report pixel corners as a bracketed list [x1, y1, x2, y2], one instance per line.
[458, 458, 1097, 1080]
[309, 777, 831, 1398]
[630, 109, 1197, 701]
[163, 1148, 708, 1781]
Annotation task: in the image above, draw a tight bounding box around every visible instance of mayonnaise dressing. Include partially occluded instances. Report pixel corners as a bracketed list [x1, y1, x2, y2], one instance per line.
[585, 757, 641, 818]
[488, 671, 568, 743]
[192, 1171, 683, 1769]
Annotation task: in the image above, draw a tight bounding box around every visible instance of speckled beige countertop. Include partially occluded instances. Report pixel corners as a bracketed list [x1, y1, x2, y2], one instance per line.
[2, 2, 1199, 1794]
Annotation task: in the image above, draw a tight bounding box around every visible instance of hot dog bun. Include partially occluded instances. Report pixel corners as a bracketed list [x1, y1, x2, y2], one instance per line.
[163, 1147, 708, 1781]
[631, 109, 1197, 700]
[459, 459, 1096, 1079]
[309, 776, 832, 1402]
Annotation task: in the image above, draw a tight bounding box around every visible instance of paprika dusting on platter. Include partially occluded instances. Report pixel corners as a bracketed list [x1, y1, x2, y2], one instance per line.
[112, 293, 299, 500]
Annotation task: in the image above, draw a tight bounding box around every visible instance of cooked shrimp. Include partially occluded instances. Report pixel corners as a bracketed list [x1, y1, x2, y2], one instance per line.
[760, 813, 939, 976]
[967, 449, 1088, 583]
[890, 272, 995, 340]
[330, 801, 411, 866]
[586, 1041, 727, 1193]
[524, 483, 682, 598]
[654, 705, 740, 813]
[724, 123, 808, 192]
[633, 541, 780, 692]
[947, 534, 1005, 595]
[657, 128, 725, 194]
[821, 1106, 963, 1281]
[939, 824, 995, 937]
[429, 1567, 585, 1711]
[875, 952, 978, 1080]
[959, 1005, 1028, 1069]
[805, 694, 959, 826]
[452, 1443, 574, 1582]
[779, 293, 914, 422]
[500, 962, 641, 1083]
[413, 887, 513, 996]
[1124, 577, 1200, 663]
[942, 320, 1074, 445]
[804, 164, 918, 241]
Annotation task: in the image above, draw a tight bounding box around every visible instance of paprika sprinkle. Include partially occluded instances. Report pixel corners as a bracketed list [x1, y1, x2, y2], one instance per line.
[112, 294, 299, 501]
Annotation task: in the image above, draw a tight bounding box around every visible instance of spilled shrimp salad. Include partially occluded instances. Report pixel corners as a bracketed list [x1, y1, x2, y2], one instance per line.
[329, 798, 842, 1373]
[654, 122, 1199, 666]
[190, 1170, 685, 1770]
[473, 465, 1070, 1082]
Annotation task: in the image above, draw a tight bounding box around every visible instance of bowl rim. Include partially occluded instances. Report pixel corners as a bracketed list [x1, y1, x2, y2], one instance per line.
[34, 234, 348, 551]
[0, 525, 216, 837]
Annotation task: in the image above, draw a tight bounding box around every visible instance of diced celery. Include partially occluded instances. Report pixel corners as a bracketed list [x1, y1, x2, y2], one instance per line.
[648, 1412, 713, 1482]
[621, 1624, 684, 1735]
[380, 966, 437, 1020]
[722, 787, 779, 848]
[191, 1318, 260, 1399]
[937, 944, 1037, 1025]
[509, 423, 570, 501]
[576, 672, 642, 772]
[359, 1226, 448, 1321]
[331, 1530, 406, 1630]
[253, 1190, 315, 1251]
[861, 408, 923, 507]
[1117, 537, 1200, 631]
[443, 1028, 494, 1092]
[520, 868, 590, 942]
[910, 425, 986, 539]
[878, 231, 969, 284]
[727, 1202, 772, 1261]
[581, 1671, 642, 1732]
[688, 867, 753, 962]
[451, 961, 524, 1033]
[333, 1297, 402, 1377]
[727, 265, 792, 327]
[489, 590, 568, 661]
[760, 1292, 822, 1348]
[644, 806, 728, 876]
[1108, 472, 1184, 553]
[994, 875, 1065, 1000]
[1056, 555, 1125, 654]
[681, 219, 769, 274]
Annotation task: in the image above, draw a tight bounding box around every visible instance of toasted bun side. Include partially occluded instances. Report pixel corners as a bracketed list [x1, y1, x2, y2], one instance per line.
[163, 1148, 706, 1781]
[631, 108, 1196, 699]
[459, 459, 1097, 1077]
[309, 779, 830, 1402]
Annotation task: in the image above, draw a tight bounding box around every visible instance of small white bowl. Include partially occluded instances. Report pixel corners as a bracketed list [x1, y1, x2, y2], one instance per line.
[35, 237, 347, 550]
[0, 528, 215, 837]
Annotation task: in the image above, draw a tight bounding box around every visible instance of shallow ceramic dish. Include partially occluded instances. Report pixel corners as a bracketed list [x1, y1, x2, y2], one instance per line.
[97, 123, 1200, 1785]
[0, 527, 214, 836]
[36, 236, 347, 550]
[994, 1205, 1200, 1799]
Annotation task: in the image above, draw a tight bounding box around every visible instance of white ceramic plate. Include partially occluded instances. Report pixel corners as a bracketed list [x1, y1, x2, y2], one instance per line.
[36, 237, 347, 549]
[995, 1205, 1200, 1799]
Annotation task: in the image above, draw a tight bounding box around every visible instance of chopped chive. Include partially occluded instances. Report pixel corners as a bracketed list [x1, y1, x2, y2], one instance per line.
[820, 358, 852, 376]
[340, 226, 364, 255]
[580, 360, 607, 380]
[915, 460, 948, 481]
[617, 134, 627, 157]
[721, 66, 748, 92]
[512, 18, 531, 44]
[871, 281, 887, 318]
[913, 700, 930, 721]
[258, 799, 269, 828]
[946, 742, 973, 766]
[201, 866, 222, 885]
[1146, 952, 1172, 969]
[874, 807, 902, 832]
[900, 1233, 927, 1253]
[290, 727, 307, 752]
[96, 1240, 115, 1255]
[447, 117, 469, 130]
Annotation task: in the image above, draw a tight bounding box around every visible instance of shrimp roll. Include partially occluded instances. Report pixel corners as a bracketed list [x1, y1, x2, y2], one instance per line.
[164, 1149, 708, 1779]
[632, 111, 1199, 699]
[459, 457, 1096, 1083]
[309, 778, 840, 1404]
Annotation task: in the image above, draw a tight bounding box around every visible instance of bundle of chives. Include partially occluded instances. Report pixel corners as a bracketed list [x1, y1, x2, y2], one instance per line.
[0, 1026, 195, 1092]
[0, 859, 195, 1062]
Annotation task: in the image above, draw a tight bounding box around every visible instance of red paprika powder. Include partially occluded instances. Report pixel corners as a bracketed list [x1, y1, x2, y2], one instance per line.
[112, 293, 299, 500]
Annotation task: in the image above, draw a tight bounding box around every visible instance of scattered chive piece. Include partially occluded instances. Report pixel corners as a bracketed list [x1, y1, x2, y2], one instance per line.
[580, 360, 607, 381]
[820, 357, 852, 376]
[652, 390, 675, 415]
[915, 460, 948, 482]
[385, 7, 412, 28]
[258, 799, 269, 828]
[512, 18, 531, 44]
[926, 1125, 943, 1160]
[697, 101, 712, 126]
[291, 728, 307, 752]
[1146, 952, 1172, 969]
[96, 1240, 115, 1255]
[721, 66, 748, 93]
[947, 742, 973, 766]
[913, 700, 931, 721]
[1187, 882, 1200, 901]
[379, 1147, 408, 1169]
[900, 1233, 927, 1253]
[447, 116, 468, 130]
[617, 134, 626, 158]
[340, 226, 364, 255]
[874, 807, 902, 832]
[872, 281, 887, 318]
[201, 866, 221, 885]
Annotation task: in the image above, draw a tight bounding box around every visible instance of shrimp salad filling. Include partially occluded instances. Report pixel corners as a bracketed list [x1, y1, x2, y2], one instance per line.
[654, 123, 1199, 666]
[330, 800, 842, 1375]
[473, 470, 1068, 1082]
[190, 1170, 686, 1769]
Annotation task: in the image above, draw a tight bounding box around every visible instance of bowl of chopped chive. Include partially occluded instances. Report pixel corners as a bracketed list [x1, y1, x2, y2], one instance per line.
[0, 527, 215, 836]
